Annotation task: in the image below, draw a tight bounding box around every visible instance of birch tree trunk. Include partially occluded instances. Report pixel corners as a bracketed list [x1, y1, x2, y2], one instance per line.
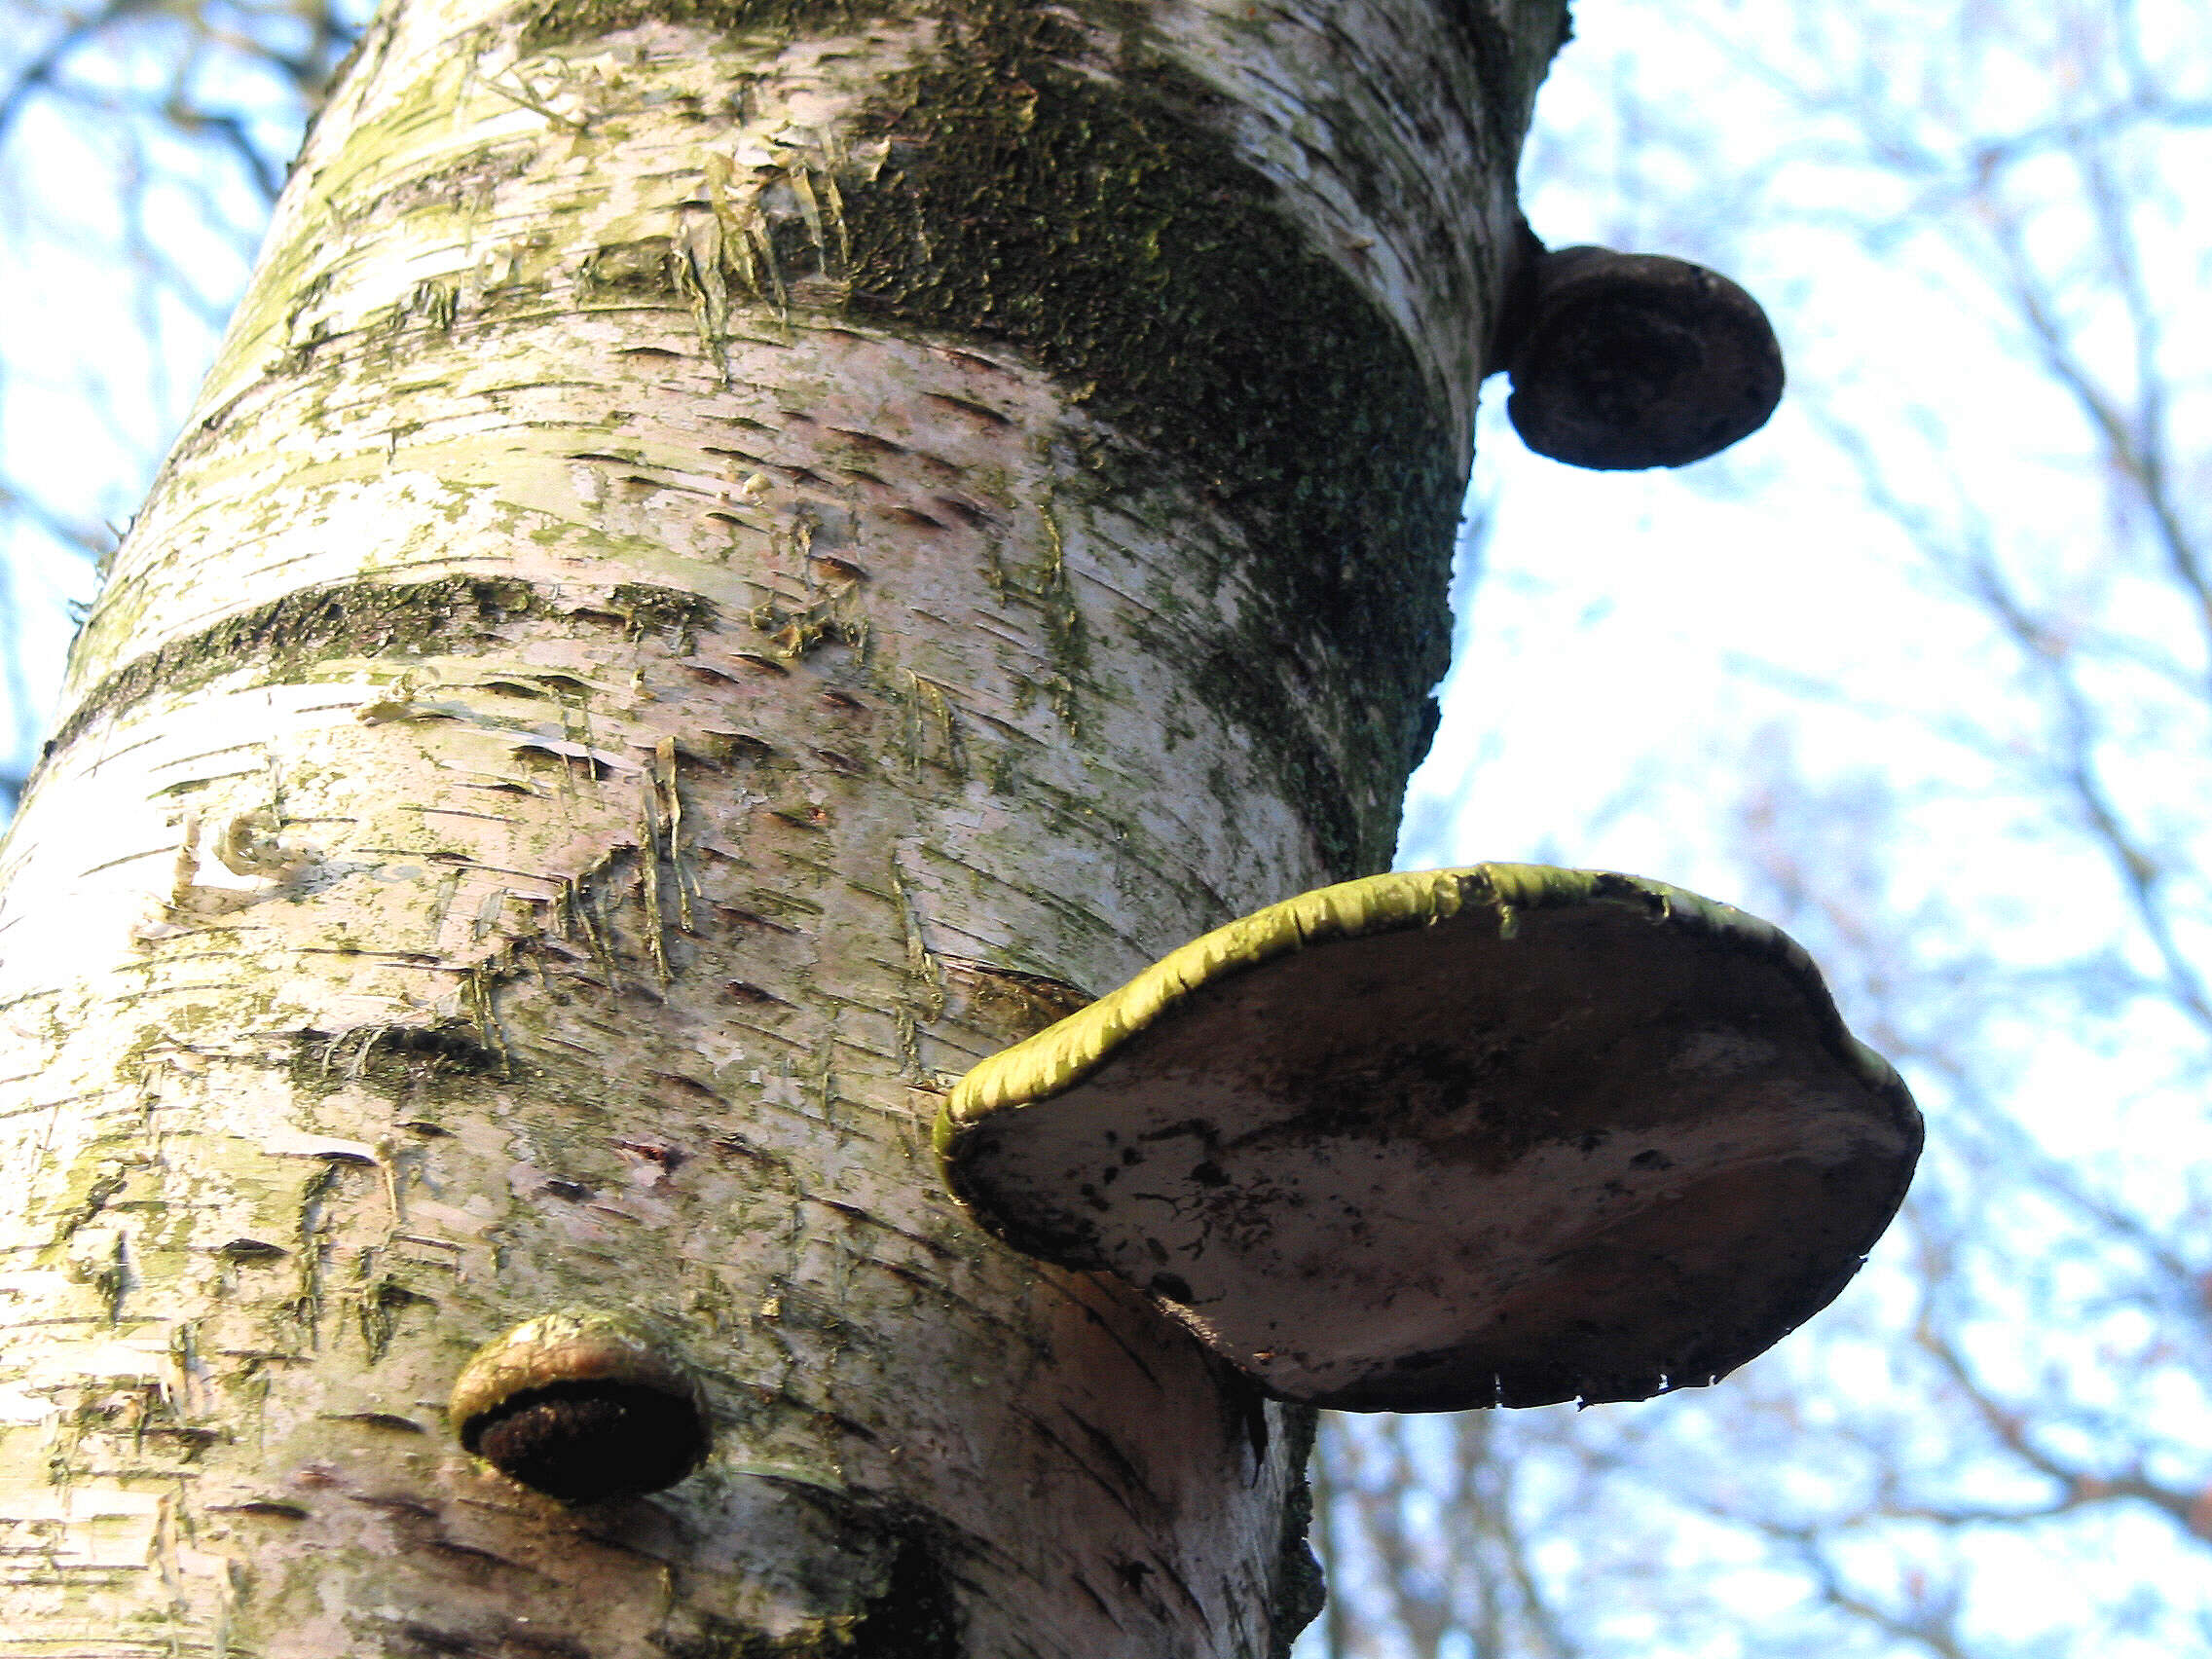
[0, 0, 1564, 1651]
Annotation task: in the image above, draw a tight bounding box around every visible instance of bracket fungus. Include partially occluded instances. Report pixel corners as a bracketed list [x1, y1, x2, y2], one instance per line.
[936, 866, 1920, 1412]
[450, 1309, 709, 1501]
[1496, 241, 1786, 470]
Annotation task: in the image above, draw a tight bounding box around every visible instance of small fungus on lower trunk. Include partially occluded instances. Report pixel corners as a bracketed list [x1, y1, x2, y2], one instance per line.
[936, 866, 1921, 1412]
[450, 1309, 709, 1501]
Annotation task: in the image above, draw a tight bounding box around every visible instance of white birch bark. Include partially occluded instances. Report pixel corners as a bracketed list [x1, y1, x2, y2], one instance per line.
[0, 0, 1564, 1651]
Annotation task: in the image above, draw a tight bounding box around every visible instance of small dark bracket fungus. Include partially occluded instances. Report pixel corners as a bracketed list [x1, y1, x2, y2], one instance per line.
[1496, 242, 1785, 470]
[936, 866, 1921, 1412]
[450, 1309, 709, 1501]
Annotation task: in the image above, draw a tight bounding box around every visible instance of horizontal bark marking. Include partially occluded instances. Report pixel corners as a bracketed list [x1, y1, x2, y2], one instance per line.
[38, 574, 713, 779]
[516, 0, 873, 53]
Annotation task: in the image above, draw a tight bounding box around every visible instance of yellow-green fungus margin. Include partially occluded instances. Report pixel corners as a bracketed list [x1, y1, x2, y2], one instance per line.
[936, 865, 1923, 1413]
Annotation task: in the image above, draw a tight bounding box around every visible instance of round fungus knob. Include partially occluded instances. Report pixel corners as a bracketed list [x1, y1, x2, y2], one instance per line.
[449, 1309, 709, 1501]
[1502, 246, 1785, 470]
[936, 866, 1921, 1412]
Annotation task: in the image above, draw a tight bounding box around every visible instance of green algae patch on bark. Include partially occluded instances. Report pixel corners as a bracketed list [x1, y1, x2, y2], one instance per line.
[837, 5, 1461, 872]
[186, 49, 489, 413]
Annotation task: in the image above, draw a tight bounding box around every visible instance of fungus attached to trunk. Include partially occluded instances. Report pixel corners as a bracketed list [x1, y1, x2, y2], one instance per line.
[936, 866, 1921, 1412]
[450, 1309, 709, 1501]
[1499, 244, 1785, 470]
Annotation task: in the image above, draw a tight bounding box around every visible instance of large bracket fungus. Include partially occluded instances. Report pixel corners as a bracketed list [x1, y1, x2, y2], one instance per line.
[937, 866, 1921, 1413]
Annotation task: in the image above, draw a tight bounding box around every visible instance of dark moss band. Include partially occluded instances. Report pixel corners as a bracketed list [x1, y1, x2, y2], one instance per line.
[42, 575, 546, 770]
[837, 7, 1459, 871]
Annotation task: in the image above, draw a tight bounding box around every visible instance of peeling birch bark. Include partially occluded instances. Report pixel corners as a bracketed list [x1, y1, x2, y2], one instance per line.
[0, 0, 1565, 1651]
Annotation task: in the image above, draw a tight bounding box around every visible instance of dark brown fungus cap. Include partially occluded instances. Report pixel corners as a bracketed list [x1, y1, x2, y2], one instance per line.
[449, 1309, 708, 1501]
[1502, 246, 1785, 469]
[936, 866, 1921, 1412]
